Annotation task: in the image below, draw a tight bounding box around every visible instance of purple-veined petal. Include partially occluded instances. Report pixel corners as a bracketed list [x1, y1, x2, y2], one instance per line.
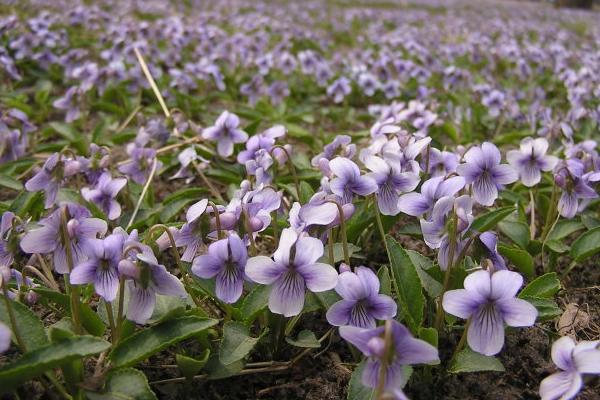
[352, 176, 378, 197]
[472, 174, 498, 206]
[539, 371, 582, 400]
[94, 267, 119, 302]
[20, 225, 58, 254]
[558, 192, 578, 219]
[127, 284, 156, 325]
[368, 294, 397, 320]
[480, 142, 501, 169]
[269, 270, 306, 317]
[464, 269, 492, 299]
[294, 236, 324, 266]
[397, 193, 430, 216]
[492, 164, 518, 185]
[443, 289, 481, 319]
[467, 303, 505, 356]
[490, 270, 523, 300]
[69, 260, 97, 285]
[356, 267, 379, 298]
[329, 157, 360, 181]
[326, 299, 355, 326]
[336, 271, 368, 300]
[192, 254, 222, 279]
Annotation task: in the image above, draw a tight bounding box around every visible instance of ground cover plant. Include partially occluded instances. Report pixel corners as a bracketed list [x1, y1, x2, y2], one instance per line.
[0, 0, 599, 398]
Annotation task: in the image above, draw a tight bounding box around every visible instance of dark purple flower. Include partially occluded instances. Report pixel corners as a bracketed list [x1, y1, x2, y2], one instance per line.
[121, 252, 186, 324]
[245, 228, 338, 317]
[192, 234, 248, 304]
[81, 172, 127, 220]
[340, 320, 439, 391]
[326, 266, 396, 328]
[202, 111, 248, 158]
[70, 233, 125, 302]
[329, 157, 377, 204]
[443, 269, 537, 356]
[539, 336, 600, 400]
[507, 137, 558, 187]
[457, 142, 518, 206]
[20, 203, 107, 274]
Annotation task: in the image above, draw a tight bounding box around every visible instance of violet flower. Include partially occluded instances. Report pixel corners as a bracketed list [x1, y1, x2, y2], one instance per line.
[173, 199, 209, 262]
[245, 228, 338, 317]
[120, 252, 186, 325]
[555, 160, 598, 219]
[398, 175, 465, 217]
[202, 111, 248, 158]
[329, 157, 377, 204]
[237, 125, 286, 165]
[0, 122, 27, 163]
[53, 86, 83, 122]
[539, 336, 600, 400]
[506, 137, 559, 187]
[70, 233, 125, 302]
[340, 320, 439, 391]
[192, 234, 248, 304]
[326, 266, 396, 328]
[364, 155, 419, 215]
[118, 145, 162, 185]
[289, 192, 339, 233]
[457, 142, 518, 206]
[479, 232, 506, 270]
[81, 172, 127, 220]
[0, 321, 9, 353]
[20, 203, 107, 274]
[0, 211, 16, 268]
[327, 77, 351, 104]
[25, 153, 63, 208]
[443, 269, 537, 356]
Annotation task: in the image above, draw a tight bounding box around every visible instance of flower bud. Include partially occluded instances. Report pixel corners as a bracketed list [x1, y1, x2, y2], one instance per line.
[249, 216, 264, 232]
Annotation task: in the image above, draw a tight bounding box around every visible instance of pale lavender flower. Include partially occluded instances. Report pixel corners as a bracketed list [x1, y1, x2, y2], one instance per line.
[202, 111, 248, 157]
[289, 192, 339, 233]
[81, 172, 127, 220]
[311, 135, 356, 170]
[0, 212, 16, 268]
[174, 199, 209, 262]
[237, 125, 286, 165]
[398, 176, 465, 217]
[555, 160, 598, 219]
[192, 234, 248, 304]
[70, 233, 125, 302]
[245, 228, 338, 317]
[457, 142, 518, 206]
[482, 90, 505, 118]
[267, 81, 290, 105]
[0, 122, 27, 163]
[506, 137, 559, 187]
[329, 157, 377, 204]
[326, 266, 396, 328]
[358, 72, 379, 96]
[327, 77, 351, 103]
[443, 269, 537, 356]
[539, 336, 600, 400]
[118, 145, 162, 185]
[25, 153, 63, 208]
[20, 203, 107, 274]
[340, 320, 439, 391]
[0, 321, 10, 354]
[364, 156, 419, 216]
[53, 86, 83, 122]
[121, 252, 186, 324]
[479, 232, 506, 270]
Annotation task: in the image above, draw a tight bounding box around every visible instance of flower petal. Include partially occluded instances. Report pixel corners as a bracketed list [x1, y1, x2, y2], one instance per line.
[467, 304, 505, 356]
[297, 262, 338, 292]
[269, 271, 306, 317]
[539, 371, 582, 400]
[127, 284, 156, 325]
[490, 270, 523, 300]
[245, 256, 285, 285]
[326, 300, 354, 326]
[443, 289, 481, 319]
[497, 297, 537, 327]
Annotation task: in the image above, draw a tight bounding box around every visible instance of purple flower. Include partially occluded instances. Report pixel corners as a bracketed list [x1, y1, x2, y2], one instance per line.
[364, 155, 419, 215]
[118, 145, 162, 185]
[555, 160, 598, 219]
[192, 234, 248, 304]
[53, 86, 83, 122]
[0, 212, 16, 268]
[70, 233, 125, 302]
[173, 199, 209, 262]
[327, 77, 351, 104]
[202, 111, 248, 158]
[121, 252, 186, 324]
[81, 172, 127, 220]
[289, 192, 339, 233]
[0, 321, 10, 354]
[329, 157, 377, 204]
[539, 336, 600, 400]
[457, 142, 518, 206]
[25, 153, 62, 208]
[245, 228, 338, 317]
[0, 122, 27, 163]
[506, 137, 559, 187]
[479, 232, 506, 270]
[20, 203, 107, 274]
[420, 195, 473, 249]
[311, 135, 356, 171]
[340, 320, 439, 391]
[237, 125, 286, 165]
[443, 269, 537, 356]
[398, 176, 465, 217]
[326, 266, 396, 328]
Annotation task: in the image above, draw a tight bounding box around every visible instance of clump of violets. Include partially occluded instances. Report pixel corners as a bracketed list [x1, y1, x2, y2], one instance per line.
[119, 252, 187, 324]
[506, 137, 558, 187]
[443, 269, 537, 356]
[457, 142, 517, 206]
[202, 111, 248, 158]
[539, 336, 600, 400]
[245, 228, 338, 317]
[326, 264, 396, 328]
[340, 320, 439, 392]
[81, 172, 127, 220]
[192, 234, 248, 304]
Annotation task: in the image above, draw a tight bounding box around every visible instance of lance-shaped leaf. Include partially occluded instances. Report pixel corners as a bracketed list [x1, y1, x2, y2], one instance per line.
[0, 295, 48, 351]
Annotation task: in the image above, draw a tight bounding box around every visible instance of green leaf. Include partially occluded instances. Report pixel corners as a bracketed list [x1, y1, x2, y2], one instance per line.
[87, 368, 157, 400]
[0, 174, 23, 191]
[547, 220, 585, 241]
[519, 273, 561, 299]
[0, 295, 48, 350]
[146, 294, 187, 324]
[519, 296, 562, 320]
[498, 220, 529, 249]
[205, 355, 245, 379]
[318, 243, 361, 264]
[570, 226, 600, 262]
[377, 266, 392, 296]
[407, 250, 443, 297]
[299, 181, 315, 203]
[450, 347, 505, 373]
[286, 330, 321, 348]
[219, 321, 260, 365]
[0, 336, 110, 391]
[386, 236, 424, 332]
[471, 207, 515, 233]
[109, 316, 218, 367]
[419, 327, 438, 347]
[347, 360, 374, 400]
[497, 245, 535, 279]
[314, 289, 341, 310]
[176, 349, 210, 380]
[545, 240, 569, 254]
[240, 284, 270, 323]
[33, 288, 105, 336]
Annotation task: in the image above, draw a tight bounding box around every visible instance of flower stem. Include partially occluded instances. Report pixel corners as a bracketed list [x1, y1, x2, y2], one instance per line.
[1, 277, 27, 352]
[192, 160, 223, 202]
[243, 209, 258, 256]
[115, 276, 126, 344]
[529, 189, 536, 240]
[540, 183, 558, 241]
[328, 200, 350, 265]
[328, 229, 335, 265]
[208, 201, 224, 240]
[105, 301, 116, 342]
[434, 213, 458, 332]
[271, 145, 300, 201]
[450, 318, 471, 361]
[59, 208, 83, 334]
[374, 320, 393, 400]
[372, 194, 390, 261]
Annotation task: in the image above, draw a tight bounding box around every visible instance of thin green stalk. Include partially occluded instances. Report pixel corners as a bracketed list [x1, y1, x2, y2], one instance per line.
[328, 229, 335, 265]
[529, 189, 536, 240]
[374, 320, 393, 400]
[450, 318, 471, 362]
[271, 145, 300, 201]
[328, 201, 350, 265]
[60, 208, 83, 334]
[540, 183, 558, 241]
[115, 276, 126, 344]
[372, 194, 391, 260]
[434, 212, 458, 332]
[208, 201, 224, 240]
[1, 280, 26, 351]
[105, 301, 116, 342]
